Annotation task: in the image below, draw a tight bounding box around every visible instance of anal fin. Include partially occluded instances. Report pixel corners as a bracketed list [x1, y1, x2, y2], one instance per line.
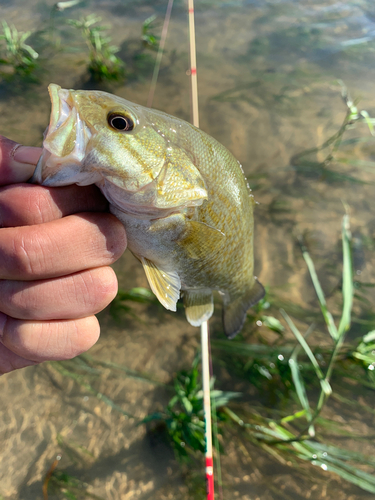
[223, 279, 265, 339]
[140, 257, 181, 311]
[183, 289, 214, 327]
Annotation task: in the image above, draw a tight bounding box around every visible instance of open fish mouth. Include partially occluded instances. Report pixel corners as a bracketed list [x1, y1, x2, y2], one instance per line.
[31, 83, 93, 186]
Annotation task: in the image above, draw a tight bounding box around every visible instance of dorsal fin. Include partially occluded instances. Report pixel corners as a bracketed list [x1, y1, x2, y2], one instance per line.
[140, 257, 181, 311]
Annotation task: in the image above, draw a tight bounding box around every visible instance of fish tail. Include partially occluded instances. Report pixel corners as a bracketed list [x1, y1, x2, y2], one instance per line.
[223, 279, 265, 339]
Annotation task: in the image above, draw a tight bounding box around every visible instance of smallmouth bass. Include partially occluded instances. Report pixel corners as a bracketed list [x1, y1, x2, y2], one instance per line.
[32, 84, 264, 338]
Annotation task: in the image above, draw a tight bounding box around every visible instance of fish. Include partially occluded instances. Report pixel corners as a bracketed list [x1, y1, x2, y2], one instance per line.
[32, 83, 265, 338]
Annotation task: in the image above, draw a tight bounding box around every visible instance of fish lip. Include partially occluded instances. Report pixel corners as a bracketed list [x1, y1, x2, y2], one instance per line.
[31, 83, 93, 185]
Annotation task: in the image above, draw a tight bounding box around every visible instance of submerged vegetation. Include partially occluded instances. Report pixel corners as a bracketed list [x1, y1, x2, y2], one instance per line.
[0, 21, 39, 78]
[0, 8, 160, 84]
[1, 1, 375, 499]
[291, 81, 375, 183]
[141, 14, 160, 51]
[142, 355, 240, 462]
[67, 15, 125, 82]
[41, 213, 375, 498]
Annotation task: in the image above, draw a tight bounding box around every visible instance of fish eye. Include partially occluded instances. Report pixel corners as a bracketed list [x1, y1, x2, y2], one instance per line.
[107, 113, 134, 131]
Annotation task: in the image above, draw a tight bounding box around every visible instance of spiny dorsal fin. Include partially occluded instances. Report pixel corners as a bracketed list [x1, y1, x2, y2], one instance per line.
[183, 289, 214, 327]
[179, 220, 226, 260]
[140, 257, 181, 311]
[223, 279, 265, 339]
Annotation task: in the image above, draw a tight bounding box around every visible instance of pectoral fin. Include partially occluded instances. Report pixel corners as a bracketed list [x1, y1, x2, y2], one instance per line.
[155, 145, 207, 209]
[140, 257, 181, 311]
[183, 289, 214, 327]
[223, 279, 265, 339]
[179, 221, 226, 260]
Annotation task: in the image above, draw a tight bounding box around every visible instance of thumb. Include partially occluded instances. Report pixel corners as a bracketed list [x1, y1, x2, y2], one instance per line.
[0, 136, 42, 186]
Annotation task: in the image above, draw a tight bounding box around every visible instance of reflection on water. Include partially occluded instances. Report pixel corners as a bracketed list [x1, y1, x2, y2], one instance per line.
[0, 1, 375, 499]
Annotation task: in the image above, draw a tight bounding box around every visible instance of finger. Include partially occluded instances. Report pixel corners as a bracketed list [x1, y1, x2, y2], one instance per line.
[0, 136, 41, 185]
[0, 267, 118, 320]
[0, 213, 127, 280]
[0, 183, 108, 227]
[0, 313, 100, 369]
[0, 343, 38, 374]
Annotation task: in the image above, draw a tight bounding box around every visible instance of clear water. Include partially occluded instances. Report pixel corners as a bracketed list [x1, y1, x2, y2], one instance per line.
[0, 1, 375, 499]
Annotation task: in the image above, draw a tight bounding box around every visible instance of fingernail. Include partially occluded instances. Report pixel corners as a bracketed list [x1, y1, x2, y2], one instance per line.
[13, 145, 42, 166]
[7, 146, 42, 184]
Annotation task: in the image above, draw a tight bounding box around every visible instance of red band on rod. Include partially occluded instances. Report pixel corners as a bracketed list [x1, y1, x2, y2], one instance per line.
[191, 68, 197, 75]
[206, 457, 214, 499]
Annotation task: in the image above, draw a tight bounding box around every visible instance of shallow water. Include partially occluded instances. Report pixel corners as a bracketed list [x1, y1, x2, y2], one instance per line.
[0, 1, 375, 499]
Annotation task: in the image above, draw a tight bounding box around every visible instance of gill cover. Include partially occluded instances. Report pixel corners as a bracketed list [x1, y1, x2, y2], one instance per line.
[32, 84, 208, 213]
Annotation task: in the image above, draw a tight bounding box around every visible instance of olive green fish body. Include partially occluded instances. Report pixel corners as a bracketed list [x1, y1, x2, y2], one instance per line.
[32, 84, 264, 337]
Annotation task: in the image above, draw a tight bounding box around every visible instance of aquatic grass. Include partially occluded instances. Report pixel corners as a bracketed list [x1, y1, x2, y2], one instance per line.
[353, 330, 375, 367]
[208, 213, 375, 493]
[223, 407, 375, 494]
[110, 286, 159, 321]
[44, 462, 105, 500]
[0, 21, 39, 77]
[141, 15, 160, 51]
[79, 353, 167, 387]
[142, 355, 240, 462]
[67, 15, 125, 82]
[211, 66, 323, 115]
[277, 212, 353, 434]
[291, 81, 375, 184]
[42, 442, 102, 500]
[49, 360, 135, 419]
[287, 323, 316, 436]
[46, 352, 169, 422]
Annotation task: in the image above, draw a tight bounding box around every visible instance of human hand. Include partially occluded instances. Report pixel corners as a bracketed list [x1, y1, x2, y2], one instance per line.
[0, 136, 127, 374]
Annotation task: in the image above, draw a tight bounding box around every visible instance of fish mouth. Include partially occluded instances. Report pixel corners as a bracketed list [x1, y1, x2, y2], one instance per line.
[31, 83, 93, 185]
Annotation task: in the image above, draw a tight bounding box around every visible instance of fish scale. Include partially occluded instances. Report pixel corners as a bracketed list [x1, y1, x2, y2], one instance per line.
[32, 83, 265, 338]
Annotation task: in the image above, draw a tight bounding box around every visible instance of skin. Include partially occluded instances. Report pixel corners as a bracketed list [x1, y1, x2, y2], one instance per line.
[0, 136, 127, 375]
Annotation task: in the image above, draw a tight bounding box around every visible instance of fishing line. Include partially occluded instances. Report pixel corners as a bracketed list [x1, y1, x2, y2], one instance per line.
[147, 0, 174, 108]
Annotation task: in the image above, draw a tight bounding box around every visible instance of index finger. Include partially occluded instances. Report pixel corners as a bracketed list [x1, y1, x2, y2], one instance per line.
[0, 136, 41, 186]
[0, 184, 108, 226]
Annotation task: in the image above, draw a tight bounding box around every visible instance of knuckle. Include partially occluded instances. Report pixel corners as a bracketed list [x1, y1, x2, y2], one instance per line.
[0, 185, 58, 226]
[102, 215, 127, 260]
[11, 228, 52, 277]
[76, 267, 118, 311]
[25, 187, 58, 224]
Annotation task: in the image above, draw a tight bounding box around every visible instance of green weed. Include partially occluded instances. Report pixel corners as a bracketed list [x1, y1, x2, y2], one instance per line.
[0, 21, 39, 77]
[67, 14, 125, 82]
[43, 454, 105, 500]
[291, 81, 375, 183]
[142, 355, 240, 462]
[43, 216, 375, 494]
[212, 212, 375, 493]
[110, 286, 158, 320]
[141, 15, 160, 51]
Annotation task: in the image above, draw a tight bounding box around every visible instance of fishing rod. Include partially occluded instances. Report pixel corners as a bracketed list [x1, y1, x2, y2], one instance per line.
[147, 1, 216, 497]
[188, 2, 215, 499]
